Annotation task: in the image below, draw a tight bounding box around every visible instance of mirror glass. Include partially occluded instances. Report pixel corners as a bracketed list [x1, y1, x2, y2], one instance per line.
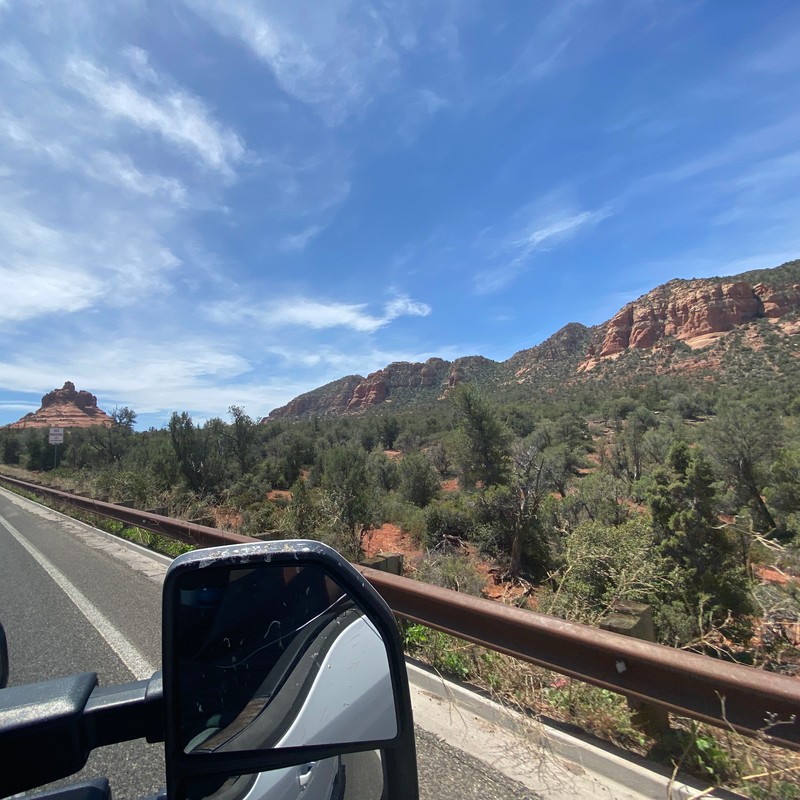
[173, 563, 398, 756]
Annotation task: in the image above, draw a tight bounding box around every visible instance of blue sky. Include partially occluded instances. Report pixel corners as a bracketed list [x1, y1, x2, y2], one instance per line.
[1, 1, 799, 429]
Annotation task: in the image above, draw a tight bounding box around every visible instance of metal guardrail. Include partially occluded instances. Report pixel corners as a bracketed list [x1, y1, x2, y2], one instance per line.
[1, 473, 799, 750]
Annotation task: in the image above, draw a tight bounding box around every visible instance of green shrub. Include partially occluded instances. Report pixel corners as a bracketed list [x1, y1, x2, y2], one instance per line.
[398, 451, 440, 507]
[424, 497, 475, 549]
[414, 551, 485, 596]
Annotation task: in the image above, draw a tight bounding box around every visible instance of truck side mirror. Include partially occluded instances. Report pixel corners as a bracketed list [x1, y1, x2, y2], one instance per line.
[162, 541, 418, 800]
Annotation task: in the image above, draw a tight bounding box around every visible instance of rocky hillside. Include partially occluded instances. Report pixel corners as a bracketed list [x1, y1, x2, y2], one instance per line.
[8, 382, 113, 429]
[267, 259, 800, 420]
[266, 357, 507, 420]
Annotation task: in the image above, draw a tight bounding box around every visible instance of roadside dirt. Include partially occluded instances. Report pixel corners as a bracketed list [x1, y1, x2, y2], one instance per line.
[363, 521, 532, 605]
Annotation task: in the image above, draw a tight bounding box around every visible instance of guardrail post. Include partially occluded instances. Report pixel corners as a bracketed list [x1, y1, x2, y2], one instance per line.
[382, 552, 404, 576]
[359, 553, 403, 575]
[600, 601, 670, 738]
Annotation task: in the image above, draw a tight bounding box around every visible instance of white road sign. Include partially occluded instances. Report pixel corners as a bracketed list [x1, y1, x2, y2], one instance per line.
[49, 428, 64, 444]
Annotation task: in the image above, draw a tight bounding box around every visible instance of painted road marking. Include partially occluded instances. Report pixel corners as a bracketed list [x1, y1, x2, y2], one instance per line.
[0, 512, 155, 680]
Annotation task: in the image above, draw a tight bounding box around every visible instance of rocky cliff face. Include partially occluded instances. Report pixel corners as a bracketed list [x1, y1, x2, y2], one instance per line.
[506, 323, 591, 381]
[265, 375, 364, 420]
[585, 275, 800, 365]
[442, 356, 505, 395]
[268, 360, 455, 419]
[598, 281, 762, 357]
[264, 260, 800, 419]
[346, 358, 451, 411]
[9, 382, 113, 429]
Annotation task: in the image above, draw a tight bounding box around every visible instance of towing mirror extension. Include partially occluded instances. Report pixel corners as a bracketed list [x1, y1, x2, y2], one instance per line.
[0, 671, 164, 798]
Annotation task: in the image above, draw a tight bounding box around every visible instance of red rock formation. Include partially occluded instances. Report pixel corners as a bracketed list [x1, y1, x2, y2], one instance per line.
[437, 356, 506, 397]
[753, 283, 800, 318]
[445, 364, 465, 390]
[599, 281, 767, 357]
[9, 382, 113, 429]
[347, 374, 387, 410]
[266, 375, 363, 420]
[346, 359, 450, 411]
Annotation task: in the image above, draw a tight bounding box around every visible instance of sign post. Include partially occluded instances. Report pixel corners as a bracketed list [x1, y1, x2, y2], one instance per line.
[48, 427, 64, 470]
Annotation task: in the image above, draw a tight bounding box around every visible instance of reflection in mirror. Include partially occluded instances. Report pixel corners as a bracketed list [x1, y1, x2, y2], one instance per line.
[186, 751, 385, 800]
[174, 563, 398, 756]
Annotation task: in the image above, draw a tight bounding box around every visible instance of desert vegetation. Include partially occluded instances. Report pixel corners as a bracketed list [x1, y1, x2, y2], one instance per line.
[2, 368, 800, 796]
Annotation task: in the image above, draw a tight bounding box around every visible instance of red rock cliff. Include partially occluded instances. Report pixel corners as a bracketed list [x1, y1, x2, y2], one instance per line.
[346, 359, 450, 411]
[597, 280, 800, 358]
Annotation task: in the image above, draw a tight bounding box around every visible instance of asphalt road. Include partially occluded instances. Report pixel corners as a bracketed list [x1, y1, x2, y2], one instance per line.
[0, 489, 165, 799]
[0, 488, 539, 800]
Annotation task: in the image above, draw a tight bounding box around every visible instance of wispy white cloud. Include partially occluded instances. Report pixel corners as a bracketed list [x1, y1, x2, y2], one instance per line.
[384, 296, 431, 320]
[0, 30, 243, 332]
[280, 224, 325, 253]
[0, 40, 43, 80]
[206, 294, 431, 333]
[121, 45, 161, 85]
[0, 401, 39, 414]
[482, 0, 650, 106]
[262, 342, 464, 376]
[0, 333, 470, 422]
[513, 207, 613, 254]
[497, 36, 572, 86]
[635, 111, 800, 189]
[182, 0, 474, 127]
[0, 198, 182, 321]
[85, 151, 188, 203]
[744, 27, 800, 76]
[0, 339, 246, 391]
[474, 199, 615, 294]
[1, 111, 188, 203]
[0, 205, 105, 323]
[65, 56, 246, 175]
[183, 0, 399, 125]
[0, 263, 103, 323]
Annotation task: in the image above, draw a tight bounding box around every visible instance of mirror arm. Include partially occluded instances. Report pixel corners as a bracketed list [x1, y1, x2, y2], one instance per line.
[0, 672, 98, 797]
[84, 672, 164, 748]
[0, 672, 165, 798]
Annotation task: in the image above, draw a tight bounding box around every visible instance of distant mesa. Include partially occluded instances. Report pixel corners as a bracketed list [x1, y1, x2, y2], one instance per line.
[8, 381, 113, 429]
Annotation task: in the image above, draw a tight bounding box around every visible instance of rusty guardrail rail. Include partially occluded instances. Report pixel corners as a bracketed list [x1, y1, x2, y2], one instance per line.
[2, 473, 799, 749]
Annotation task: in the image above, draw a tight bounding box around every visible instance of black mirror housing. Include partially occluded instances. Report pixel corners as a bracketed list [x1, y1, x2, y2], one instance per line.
[162, 540, 418, 800]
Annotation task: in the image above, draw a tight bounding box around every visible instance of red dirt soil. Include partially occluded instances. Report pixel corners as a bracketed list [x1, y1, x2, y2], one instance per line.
[362, 523, 411, 558]
[363, 522, 533, 606]
[756, 565, 794, 586]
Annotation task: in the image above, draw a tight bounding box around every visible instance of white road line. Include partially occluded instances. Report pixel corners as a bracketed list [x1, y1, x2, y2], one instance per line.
[0, 512, 156, 680]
